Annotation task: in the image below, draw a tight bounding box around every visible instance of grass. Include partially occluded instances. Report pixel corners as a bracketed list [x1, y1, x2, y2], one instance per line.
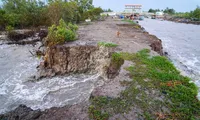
[122, 19, 141, 29]
[111, 53, 124, 69]
[122, 19, 136, 25]
[88, 49, 200, 120]
[98, 42, 118, 47]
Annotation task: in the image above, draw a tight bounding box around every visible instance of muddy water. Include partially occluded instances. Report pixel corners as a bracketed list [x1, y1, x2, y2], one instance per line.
[0, 42, 102, 114]
[139, 19, 200, 99]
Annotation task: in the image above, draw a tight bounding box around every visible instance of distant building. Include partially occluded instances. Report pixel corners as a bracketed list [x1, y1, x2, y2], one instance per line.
[124, 4, 142, 15]
[101, 12, 116, 16]
[155, 12, 164, 19]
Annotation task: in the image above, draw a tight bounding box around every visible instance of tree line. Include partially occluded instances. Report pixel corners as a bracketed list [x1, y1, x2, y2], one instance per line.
[148, 6, 200, 20]
[175, 6, 200, 20]
[148, 7, 175, 14]
[0, 0, 104, 30]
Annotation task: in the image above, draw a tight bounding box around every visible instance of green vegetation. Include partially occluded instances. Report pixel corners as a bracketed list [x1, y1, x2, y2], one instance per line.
[148, 7, 175, 14]
[164, 7, 176, 14]
[1, 0, 48, 28]
[149, 6, 200, 21]
[103, 8, 113, 12]
[111, 53, 124, 69]
[174, 6, 200, 21]
[81, 7, 104, 21]
[47, 0, 79, 25]
[98, 42, 118, 47]
[122, 19, 142, 29]
[89, 49, 200, 120]
[88, 105, 109, 120]
[46, 19, 78, 46]
[5, 25, 14, 33]
[122, 19, 136, 24]
[0, 0, 103, 30]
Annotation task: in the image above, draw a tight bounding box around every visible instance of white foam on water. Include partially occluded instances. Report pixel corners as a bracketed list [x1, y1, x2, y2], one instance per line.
[0, 43, 102, 114]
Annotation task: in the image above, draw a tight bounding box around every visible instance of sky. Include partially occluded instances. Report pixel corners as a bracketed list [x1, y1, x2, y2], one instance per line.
[93, 0, 200, 12]
[0, 0, 200, 12]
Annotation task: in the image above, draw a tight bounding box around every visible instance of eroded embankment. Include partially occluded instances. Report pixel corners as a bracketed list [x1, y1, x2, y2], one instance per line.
[1, 19, 197, 120]
[116, 23, 163, 56]
[37, 42, 124, 80]
[0, 41, 125, 120]
[164, 16, 200, 25]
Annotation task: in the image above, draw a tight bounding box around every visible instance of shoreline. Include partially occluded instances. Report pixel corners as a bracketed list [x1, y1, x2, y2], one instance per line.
[1, 18, 200, 120]
[164, 16, 200, 25]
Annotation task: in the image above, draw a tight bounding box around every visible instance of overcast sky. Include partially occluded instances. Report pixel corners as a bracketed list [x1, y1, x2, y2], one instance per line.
[93, 0, 200, 12]
[0, 0, 200, 12]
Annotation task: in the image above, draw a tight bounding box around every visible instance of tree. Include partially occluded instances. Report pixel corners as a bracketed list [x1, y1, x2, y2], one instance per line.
[148, 8, 154, 13]
[62, 2, 79, 23]
[2, 0, 48, 28]
[72, 0, 93, 12]
[164, 7, 175, 14]
[148, 8, 161, 13]
[48, 0, 64, 25]
[48, 1, 78, 25]
[0, 9, 6, 29]
[82, 7, 103, 20]
[0, 0, 101, 29]
[104, 8, 113, 12]
[107, 8, 113, 12]
[192, 6, 200, 19]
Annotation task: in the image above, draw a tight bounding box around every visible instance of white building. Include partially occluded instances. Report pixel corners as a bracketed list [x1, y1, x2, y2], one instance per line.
[156, 12, 164, 18]
[101, 12, 117, 16]
[125, 4, 142, 14]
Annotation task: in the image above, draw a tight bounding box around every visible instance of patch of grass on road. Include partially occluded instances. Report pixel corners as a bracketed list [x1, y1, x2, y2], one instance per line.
[122, 19, 136, 24]
[98, 42, 118, 47]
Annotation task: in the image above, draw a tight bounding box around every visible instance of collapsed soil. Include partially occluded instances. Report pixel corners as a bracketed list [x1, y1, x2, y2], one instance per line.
[0, 18, 165, 120]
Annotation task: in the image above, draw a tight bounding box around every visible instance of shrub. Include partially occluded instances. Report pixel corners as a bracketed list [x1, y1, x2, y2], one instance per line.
[68, 22, 78, 32]
[65, 29, 76, 40]
[101, 14, 107, 20]
[46, 19, 78, 46]
[5, 25, 14, 33]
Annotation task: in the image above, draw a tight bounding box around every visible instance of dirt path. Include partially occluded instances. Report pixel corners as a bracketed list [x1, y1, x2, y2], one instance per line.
[78, 18, 158, 54]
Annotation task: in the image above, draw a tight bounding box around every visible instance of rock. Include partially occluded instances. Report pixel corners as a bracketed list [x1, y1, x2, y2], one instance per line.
[0, 105, 42, 120]
[7, 30, 35, 41]
[38, 29, 48, 40]
[7, 38, 40, 45]
[150, 40, 163, 55]
[164, 52, 168, 56]
[37, 42, 124, 80]
[0, 35, 6, 40]
[0, 103, 89, 120]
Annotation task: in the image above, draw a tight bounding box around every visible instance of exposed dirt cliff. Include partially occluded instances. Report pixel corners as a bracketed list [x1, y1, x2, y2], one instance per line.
[37, 42, 124, 80]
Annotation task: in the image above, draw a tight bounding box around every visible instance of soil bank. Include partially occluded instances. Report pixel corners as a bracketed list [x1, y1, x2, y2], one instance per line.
[0, 18, 165, 120]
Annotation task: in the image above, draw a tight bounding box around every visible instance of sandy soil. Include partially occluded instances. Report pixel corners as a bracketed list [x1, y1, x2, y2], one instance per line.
[78, 18, 158, 54]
